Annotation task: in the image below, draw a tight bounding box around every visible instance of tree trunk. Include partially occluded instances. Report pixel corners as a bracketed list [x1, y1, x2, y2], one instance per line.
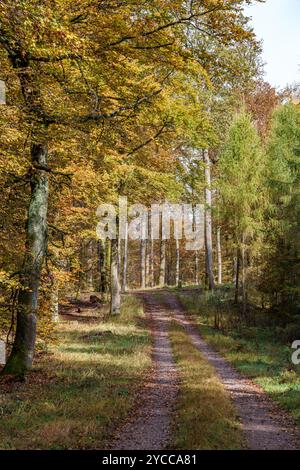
[159, 239, 166, 287]
[121, 221, 128, 293]
[195, 251, 199, 285]
[86, 239, 94, 292]
[145, 239, 150, 288]
[175, 238, 180, 287]
[104, 239, 111, 301]
[140, 238, 146, 289]
[98, 240, 106, 295]
[2, 144, 49, 377]
[118, 229, 122, 276]
[241, 233, 247, 317]
[50, 283, 59, 323]
[167, 241, 173, 286]
[110, 238, 121, 315]
[150, 238, 154, 287]
[217, 226, 222, 285]
[203, 149, 215, 291]
[193, 204, 199, 286]
[235, 249, 240, 304]
[233, 256, 237, 284]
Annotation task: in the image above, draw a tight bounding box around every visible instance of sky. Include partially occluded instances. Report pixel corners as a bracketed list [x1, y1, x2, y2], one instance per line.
[244, 0, 300, 89]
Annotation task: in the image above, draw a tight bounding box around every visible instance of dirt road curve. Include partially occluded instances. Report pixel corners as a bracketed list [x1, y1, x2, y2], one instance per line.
[111, 291, 300, 450]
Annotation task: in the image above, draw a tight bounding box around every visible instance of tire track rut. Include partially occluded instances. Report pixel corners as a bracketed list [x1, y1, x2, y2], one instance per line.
[110, 293, 178, 450]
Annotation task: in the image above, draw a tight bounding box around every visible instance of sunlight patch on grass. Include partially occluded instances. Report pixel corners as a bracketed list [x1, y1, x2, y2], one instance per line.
[0, 295, 151, 450]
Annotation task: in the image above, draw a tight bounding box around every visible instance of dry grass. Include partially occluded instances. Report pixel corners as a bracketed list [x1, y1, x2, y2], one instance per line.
[169, 322, 245, 450]
[0, 295, 151, 449]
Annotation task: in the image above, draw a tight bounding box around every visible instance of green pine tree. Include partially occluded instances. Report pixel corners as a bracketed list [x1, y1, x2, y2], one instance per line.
[219, 110, 266, 316]
[264, 103, 300, 317]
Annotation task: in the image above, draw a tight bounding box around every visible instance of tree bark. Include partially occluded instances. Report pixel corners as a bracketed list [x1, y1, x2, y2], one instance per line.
[50, 283, 59, 323]
[195, 251, 199, 285]
[145, 239, 150, 288]
[159, 239, 166, 287]
[98, 240, 106, 295]
[233, 256, 237, 284]
[86, 239, 94, 292]
[104, 239, 111, 301]
[175, 238, 180, 287]
[121, 221, 128, 293]
[2, 144, 49, 377]
[118, 229, 122, 276]
[110, 238, 121, 315]
[235, 249, 240, 304]
[140, 238, 146, 289]
[241, 233, 247, 317]
[150, 238, 154, 287]
[203, 149, 215, 291]
[217, 226, 222, 285]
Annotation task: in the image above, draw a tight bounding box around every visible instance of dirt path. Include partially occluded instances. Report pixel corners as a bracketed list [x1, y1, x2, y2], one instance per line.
[111, 290, 300, 450]
[110, 293, 178, 450]
[162, 291, 300, 450]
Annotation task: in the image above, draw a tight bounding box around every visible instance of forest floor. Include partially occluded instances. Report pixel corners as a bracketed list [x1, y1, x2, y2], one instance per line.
[0, 295, 151, 449]
[1, 289, 300, 450]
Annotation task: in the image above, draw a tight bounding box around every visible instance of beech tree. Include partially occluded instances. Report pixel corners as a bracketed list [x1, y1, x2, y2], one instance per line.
[0, 0, 261, 376]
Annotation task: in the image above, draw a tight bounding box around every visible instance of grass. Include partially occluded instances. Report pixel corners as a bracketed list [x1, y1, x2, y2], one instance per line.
[177, 290, 300, 423]
[169, 321, 245, 450]
[0, 295, 151, 450]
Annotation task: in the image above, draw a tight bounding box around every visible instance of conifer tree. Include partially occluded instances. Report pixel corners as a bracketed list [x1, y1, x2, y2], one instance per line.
[264, 103, 300, 314]
[219, 110, 266, 316]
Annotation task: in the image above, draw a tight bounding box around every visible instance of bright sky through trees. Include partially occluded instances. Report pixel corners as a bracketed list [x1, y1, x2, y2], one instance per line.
[245, 0, 300, 88]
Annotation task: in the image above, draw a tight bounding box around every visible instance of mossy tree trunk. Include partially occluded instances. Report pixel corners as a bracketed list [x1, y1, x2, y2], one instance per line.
[2, 144, 49, 377]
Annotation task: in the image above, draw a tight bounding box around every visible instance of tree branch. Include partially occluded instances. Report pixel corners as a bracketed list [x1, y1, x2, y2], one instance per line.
[127, 122, 167, 156]
[109, 6, 223, 46]
[28, 54, 82, 63]
[14, 85, 163, 127]
[32, 164, 73, 180]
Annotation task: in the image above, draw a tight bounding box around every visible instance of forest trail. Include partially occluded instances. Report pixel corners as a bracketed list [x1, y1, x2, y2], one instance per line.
[111, 290, 300, 450]
[110, 293, 179, 450]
